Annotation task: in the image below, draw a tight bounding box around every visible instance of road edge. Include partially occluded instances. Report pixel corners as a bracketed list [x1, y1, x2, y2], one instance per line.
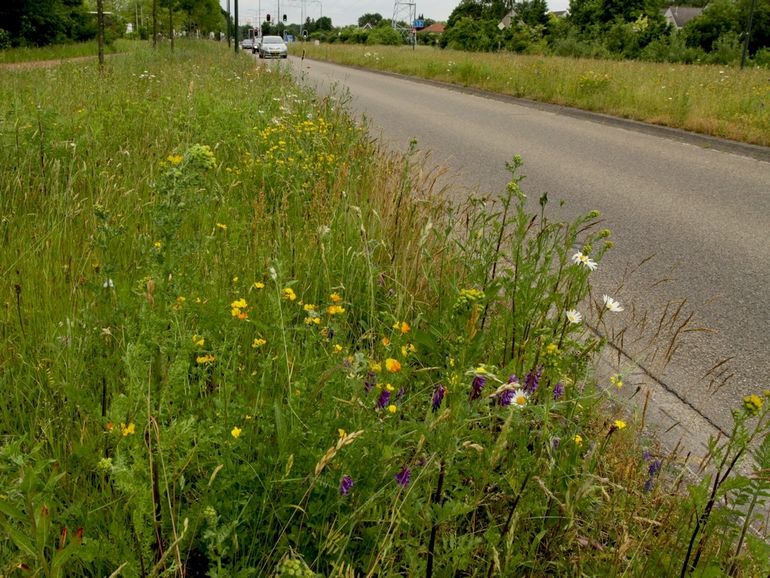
[295, 55, 770, 163]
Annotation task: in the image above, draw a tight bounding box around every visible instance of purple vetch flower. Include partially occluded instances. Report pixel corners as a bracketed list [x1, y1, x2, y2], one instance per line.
[642, 454, 662, 492]
[642, 449, 652, 462]
[432, 384, 446, 412]
[643, 477, 656, 492]
[524, 367, 542, 394]
[470, 375, 486, 401]
[553, 382, 565, 401]
[507, 374, 519, 385]
[339, 475, 354, 496]
[377, 389, 391, 409]
[498, 388, 515, 406]
[364, 371, 376, 394]
[395, 466, 411, 487]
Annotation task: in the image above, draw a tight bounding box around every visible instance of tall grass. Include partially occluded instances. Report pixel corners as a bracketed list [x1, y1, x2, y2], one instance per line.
[1, 40, 769, 577]
[294, 44, 770, 147]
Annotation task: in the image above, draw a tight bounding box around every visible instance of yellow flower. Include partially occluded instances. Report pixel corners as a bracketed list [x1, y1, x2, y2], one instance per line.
[283, 287, 297, 301]
[369, 361, 382, 373]
[327, 304, 346, 315]
[573, 434, 583, 446]
[230, 298, 248, 319]
[393, 321, 410, 334]
[743, 394, 764, 414]
[192, 334, 205, 348]
[303, 303, 317, 312]
[216, 223, 228, 231]
[167, 154, 183, 165]
[338, 428, 347, 439]
[546, 343, 559, 355]
[120, 422, 136, 437]
[153, 241, 162, 251]
[253, 282, 265, 289]
[196, 354, 215, 365]
[385, 383, 395, 392]
[385, 358, 401, 373]
[231, 426, 242, 439]
[613, 420, 626, 430]
[330, 292, 342, 303]
[304, 316, 321, 325]
[387, 404, 398, 414]
[610, 374, 624, 389]
[381, 337, 391, 347]
[332, 344, 343, 354]
[401, 343, 416, 358]
[252, 338, 266, 348]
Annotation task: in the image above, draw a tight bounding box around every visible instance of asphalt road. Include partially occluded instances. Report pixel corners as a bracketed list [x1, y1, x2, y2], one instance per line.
[288, 56, 770, 437]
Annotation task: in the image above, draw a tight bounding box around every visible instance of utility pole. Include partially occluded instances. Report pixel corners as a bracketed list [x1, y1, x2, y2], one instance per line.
[226, 0, 230, 47]
[153, 0, 158, 47]
[97, 0, 105, 66]
[740, 0, 758, 69]
[235, 0, 240, 52]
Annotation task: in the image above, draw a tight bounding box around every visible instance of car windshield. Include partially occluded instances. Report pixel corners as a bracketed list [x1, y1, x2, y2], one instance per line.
[262, 36, 284, 45]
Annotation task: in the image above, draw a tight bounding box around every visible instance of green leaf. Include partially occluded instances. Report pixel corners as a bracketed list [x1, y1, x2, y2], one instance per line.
[0, 517, 37, 559]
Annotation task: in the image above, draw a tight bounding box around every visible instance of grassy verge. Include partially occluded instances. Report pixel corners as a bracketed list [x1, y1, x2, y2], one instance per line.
[0, 39, 140, 64]
[1, 39, 769, 577]
[293, 43, 770, 147]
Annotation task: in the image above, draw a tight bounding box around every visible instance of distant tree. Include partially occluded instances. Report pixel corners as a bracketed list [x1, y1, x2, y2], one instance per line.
[447, 0, 484, 27]
[0, 0, 94, 46]
[684, 0, 770, 55]
[358, 12, 383, 27]
[683, 0, 739, 51]
[178, 0, 221, 35]
[514, 0, 549, 27]
[738, 0, 770, 55]
[442, 15, 501, 50]
[315, 16, 332, 31]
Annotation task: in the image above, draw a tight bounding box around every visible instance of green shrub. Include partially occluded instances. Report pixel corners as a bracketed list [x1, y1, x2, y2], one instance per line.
[367, 26, 403, 46]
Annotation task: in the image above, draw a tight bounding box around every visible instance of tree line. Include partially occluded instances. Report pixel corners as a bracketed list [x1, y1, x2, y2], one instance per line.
[0, 0, 225, 48]
[439, 0, 769, 65]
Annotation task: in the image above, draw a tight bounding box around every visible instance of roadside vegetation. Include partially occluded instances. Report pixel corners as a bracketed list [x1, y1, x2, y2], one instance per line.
[1, 40, 769, 577]
[294, 43, 770, 147]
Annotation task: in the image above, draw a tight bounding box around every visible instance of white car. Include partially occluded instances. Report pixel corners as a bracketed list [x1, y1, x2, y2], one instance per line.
[258, 36, 288, 59]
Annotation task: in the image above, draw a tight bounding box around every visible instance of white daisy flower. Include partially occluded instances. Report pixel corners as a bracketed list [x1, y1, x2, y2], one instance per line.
[566, 309, 583, 324]
[602, 295, 624, 312]
[512, 388, 529, 408]
[571, 251, 598, 271]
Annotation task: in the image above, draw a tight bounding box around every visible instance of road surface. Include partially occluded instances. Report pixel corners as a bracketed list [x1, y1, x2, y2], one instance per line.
[287, 56, 770, 448]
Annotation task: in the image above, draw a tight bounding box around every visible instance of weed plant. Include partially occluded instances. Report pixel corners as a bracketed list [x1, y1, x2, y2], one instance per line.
[295, 44, 770, 147]
[0, 40, 769, 577]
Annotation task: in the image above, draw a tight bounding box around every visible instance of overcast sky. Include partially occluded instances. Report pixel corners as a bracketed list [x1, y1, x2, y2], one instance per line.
[225, 0, 571, 28]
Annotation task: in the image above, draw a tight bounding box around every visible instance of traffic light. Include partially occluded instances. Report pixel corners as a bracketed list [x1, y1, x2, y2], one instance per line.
[265, 13, 270, 22]
[282, 14, 287, 22]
